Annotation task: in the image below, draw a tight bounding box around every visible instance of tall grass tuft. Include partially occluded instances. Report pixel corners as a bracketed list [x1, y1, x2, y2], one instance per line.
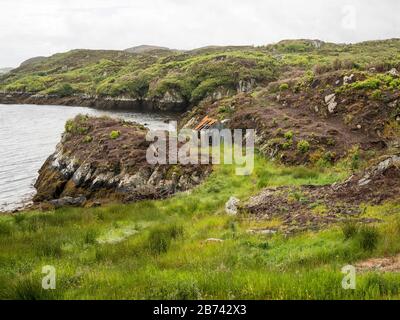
[6, 277, 62, 300]
[341, 222, 358, 240]
[357, 226, 380, 251]
[148, 224, 184, 255]
[84, 229, 99, 245]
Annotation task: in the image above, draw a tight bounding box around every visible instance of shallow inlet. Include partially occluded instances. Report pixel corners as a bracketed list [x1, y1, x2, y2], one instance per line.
[0, 104, 176, 211]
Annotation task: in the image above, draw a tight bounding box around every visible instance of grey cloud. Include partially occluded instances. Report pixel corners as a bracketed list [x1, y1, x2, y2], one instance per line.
[0, 0, 399, 67]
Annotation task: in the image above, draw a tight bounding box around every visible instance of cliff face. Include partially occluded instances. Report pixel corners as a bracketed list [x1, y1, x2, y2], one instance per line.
[34, 115, 210, 207]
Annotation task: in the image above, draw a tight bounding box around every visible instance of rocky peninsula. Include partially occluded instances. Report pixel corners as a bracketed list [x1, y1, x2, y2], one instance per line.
[33, 115, 210, 208]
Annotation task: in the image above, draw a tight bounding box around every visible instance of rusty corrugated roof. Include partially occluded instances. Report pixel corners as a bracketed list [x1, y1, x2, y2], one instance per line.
[194, 116, 218, 131]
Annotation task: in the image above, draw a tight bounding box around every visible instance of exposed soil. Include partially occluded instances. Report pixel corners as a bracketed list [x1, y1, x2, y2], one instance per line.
[356, 255, 400, 272]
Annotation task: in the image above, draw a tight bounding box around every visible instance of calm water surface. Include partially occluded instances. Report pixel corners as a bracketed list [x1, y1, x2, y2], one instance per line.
[0, 104, 174, 211]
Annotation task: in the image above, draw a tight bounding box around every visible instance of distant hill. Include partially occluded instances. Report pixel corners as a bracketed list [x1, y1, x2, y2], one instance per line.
[19, 56, 47, 67]
[0, 67, 13, 75]
[124, 45, 172, 54]
[188, 45, 254, 54]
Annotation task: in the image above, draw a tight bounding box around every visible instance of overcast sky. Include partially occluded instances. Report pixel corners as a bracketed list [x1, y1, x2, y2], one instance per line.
[0, 0, 399, 67]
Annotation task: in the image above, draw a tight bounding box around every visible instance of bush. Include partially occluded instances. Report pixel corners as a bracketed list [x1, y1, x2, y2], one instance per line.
[284, 130, 294, 140]
[57, 83, 75, 97]
[110, 130, 121, 139]
[316, 151, 336, 167]
[297, 140, 310, 153]
[49, 83, 75, 97]
[279, 83, 289, 91]
[65, 115, 90, 135]
[282, 141, 292, 150]
[357, 226, 380, 251]
[351, 78, 381, 90]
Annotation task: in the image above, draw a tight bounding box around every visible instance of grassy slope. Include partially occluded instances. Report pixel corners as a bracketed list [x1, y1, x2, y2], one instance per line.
[1, 154, 400, 300]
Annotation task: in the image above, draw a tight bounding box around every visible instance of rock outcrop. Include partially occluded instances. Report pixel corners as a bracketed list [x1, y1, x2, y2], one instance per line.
[33, 115, 210, 206]
[225, 196, 240, 215]
[324, 93, 337, 113]
[0, 92, 188, 112]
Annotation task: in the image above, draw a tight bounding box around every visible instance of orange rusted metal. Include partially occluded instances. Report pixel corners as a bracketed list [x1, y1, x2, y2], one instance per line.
[194, 116, 219, 131]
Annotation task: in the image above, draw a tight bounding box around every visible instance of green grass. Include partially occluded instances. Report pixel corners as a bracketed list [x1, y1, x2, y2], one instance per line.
[1, 155, 400, 300]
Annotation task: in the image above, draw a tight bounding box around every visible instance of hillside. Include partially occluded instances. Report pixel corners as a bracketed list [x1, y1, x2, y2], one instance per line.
[1, 39, 400, 112]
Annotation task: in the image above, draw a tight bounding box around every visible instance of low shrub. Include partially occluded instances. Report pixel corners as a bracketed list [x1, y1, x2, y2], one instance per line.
[110, 130, 121, 139]
[284, 130, 294, 140]
[65, 115, 90, 135]
[279, 83, 289, 91]
[48, 83, 75, 97]
[297, 140, 310, 153]
[351, 78, 381, 90]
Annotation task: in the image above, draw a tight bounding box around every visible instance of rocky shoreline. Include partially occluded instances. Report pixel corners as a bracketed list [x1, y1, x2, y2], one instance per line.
[0, 92, 188, 112]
